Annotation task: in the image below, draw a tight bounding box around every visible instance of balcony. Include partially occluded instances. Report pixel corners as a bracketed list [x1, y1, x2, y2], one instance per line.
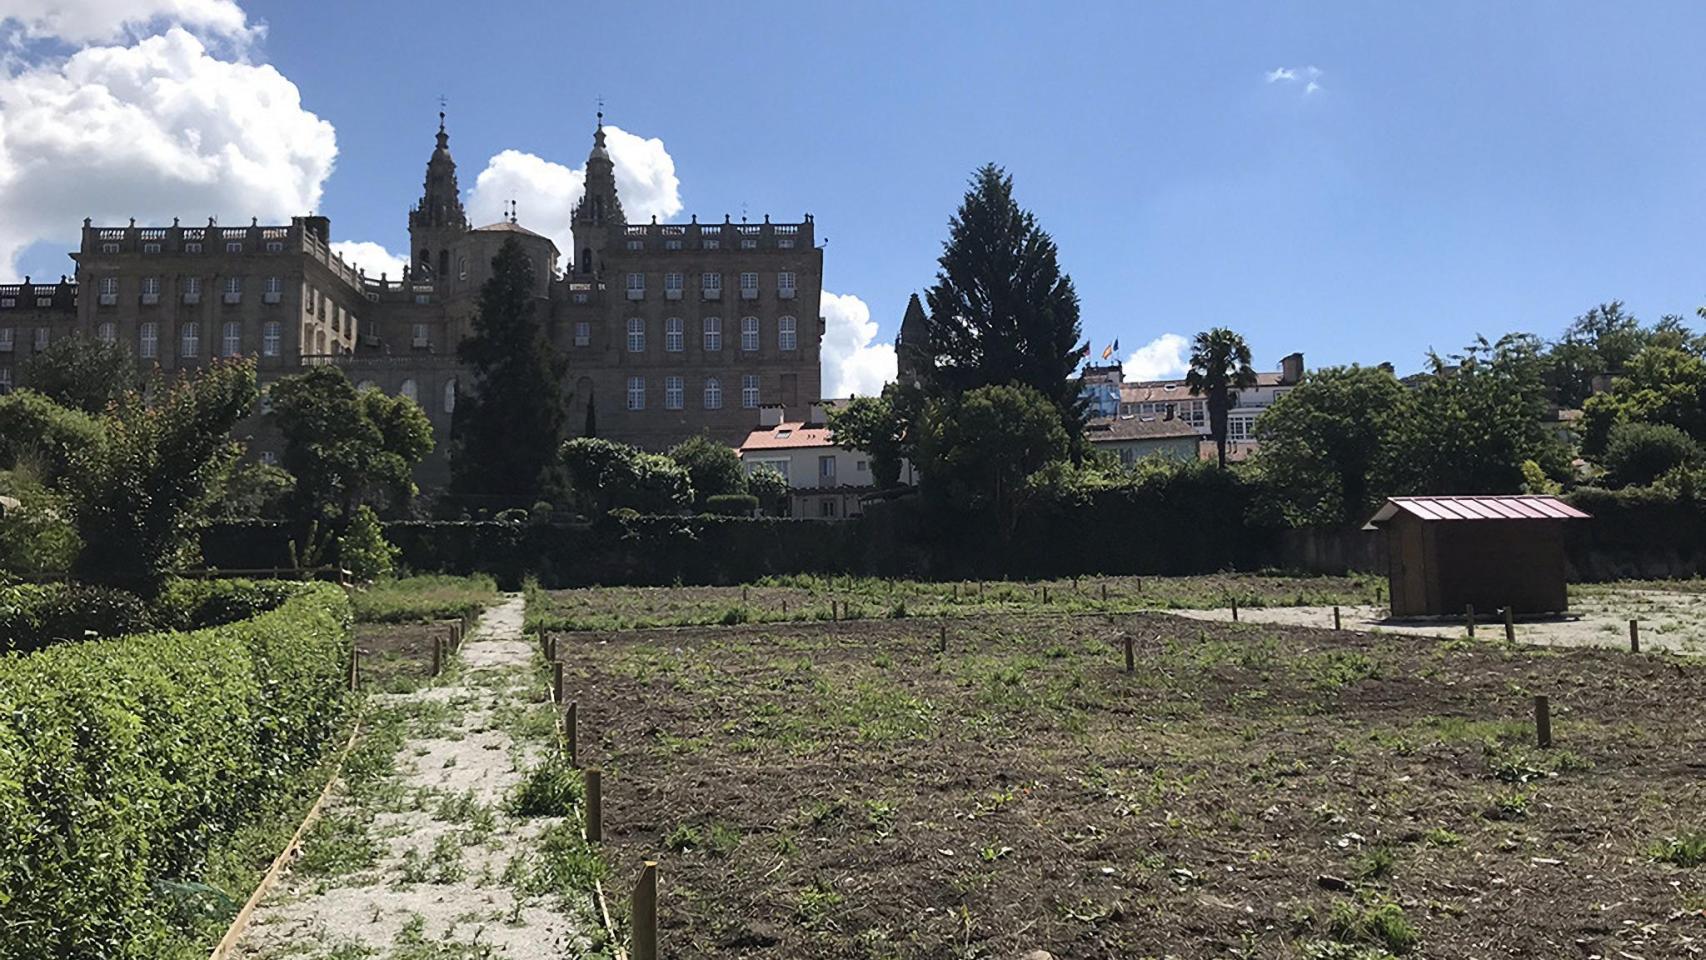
[778, 288, 795, 299]
[141, 293, 159, 305]
[263, 292, 282, 304]
[411, 337, 430, 349]
[183, 292, 201, 304]
[0, 340, 12, 353]
[98, 294, 117, 306]
[665, 288, 682, 300]
[741, 288, 759, 300]
[702, 288, 721, 300]
[625, 288, 645, 301]
[223, 292, 241, 304]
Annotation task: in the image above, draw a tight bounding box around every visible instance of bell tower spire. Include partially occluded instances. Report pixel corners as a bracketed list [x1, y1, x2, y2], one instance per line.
[571, 111, 626, 276]
[409, 106, 468, 280]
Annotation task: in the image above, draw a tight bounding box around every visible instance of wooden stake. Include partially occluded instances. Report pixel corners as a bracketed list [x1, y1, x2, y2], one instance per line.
[565, 701, 577, 766]
[938, 621, 947, 654]
[1333, 606, 1341, 631]
[781, 598, 788, 616]
[1123, 635, 1134, 673]
[1534, 694, 1552, 748]
[1100, 582, 1108, 602]
[1465, 604, 1475, 638]
[1504, 606, 1516, 644]
[1629, 619, 1640, 653]
[546, 634, 557, 663]
[348, 644, 359, 691]
[432, 636, 444, 677]
[1231, 597, 1239, 622]
[586, 768, 603, 842]
[553, 661, 564, 705]
[743, 586, 749, 602]
[632, 861, 658, 960]
[1042, 585, 1049, 604]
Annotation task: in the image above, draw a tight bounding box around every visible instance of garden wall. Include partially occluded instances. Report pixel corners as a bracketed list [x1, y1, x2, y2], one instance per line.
[0, 583, 352, 958]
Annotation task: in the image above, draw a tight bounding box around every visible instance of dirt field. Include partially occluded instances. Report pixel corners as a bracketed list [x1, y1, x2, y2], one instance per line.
[552, 610, 1706, 959]
[356, 621, 461, 693]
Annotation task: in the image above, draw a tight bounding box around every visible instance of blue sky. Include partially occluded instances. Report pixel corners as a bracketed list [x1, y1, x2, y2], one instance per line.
[6, 1, 1706, 389]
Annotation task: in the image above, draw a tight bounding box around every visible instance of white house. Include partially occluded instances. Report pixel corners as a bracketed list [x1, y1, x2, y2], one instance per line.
[737, 402, 916, 518]
[1112, 352, 1306, 460]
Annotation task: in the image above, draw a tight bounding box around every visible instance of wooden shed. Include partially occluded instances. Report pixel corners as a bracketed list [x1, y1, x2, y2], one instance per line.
[1364, 495, 1590, 618]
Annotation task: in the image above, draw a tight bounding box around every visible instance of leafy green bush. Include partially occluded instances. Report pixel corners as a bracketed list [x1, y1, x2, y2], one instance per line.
[1601, 421, 1699, 488]
[149, 578, 301, 632]
[337, 505, 399, 581]
[702, 493, 759, 517]
[0, 582, 155, 653]
[0, 583, 352, 958]
[0, 468, 80, 575]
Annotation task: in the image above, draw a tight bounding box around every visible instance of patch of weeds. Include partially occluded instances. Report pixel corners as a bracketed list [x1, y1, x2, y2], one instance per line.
[1326, 897, 1419, 954]
[664, 821, 740, 857]
[507, 751, 582, 817]
[518, 821, 607, 897]
[296, 812, 380, 878]
[435, 790, 496, 838]
[1651, 831, 1706, 867]
[1352, 845, 1397, 882]
[1483, 788, 1533, 821]
[397, 833, 466, 885]
[1303, 650, 1377, 691]
[388, 911, 497, 959]
[1423, 828, 1462, 847]
[1483, 742, 1594, 783]
[796, 880, 844, 928]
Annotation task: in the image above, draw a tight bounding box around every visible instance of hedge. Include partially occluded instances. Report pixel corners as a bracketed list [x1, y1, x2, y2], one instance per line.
[0, 578, 303, 654]
[0, 582, 352, 959]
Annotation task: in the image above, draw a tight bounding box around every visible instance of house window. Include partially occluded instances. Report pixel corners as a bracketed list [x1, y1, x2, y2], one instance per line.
[141, 276, 160, 297]
[98, 276, 118, 298]
[400, 379, 418, 403]
[820, 456, 837, 482]
[143, 242, 161, 254]
[627, 375, 645, 411]
[266, 240, 283, 253]
[819, 499, 837, 517]
[0, 328, 12, 350]
[664, 317, 684, 352]
[778, 272, 796, 297]
[0, 366, 10, 389]
[101, 242, 119, 254]
[665, 238, 683, 251]
[702, 272, 721, 295]
[702, 235, 720, 250]
[226, 241, 242, 253]
[262, 321, 281, 357]
[412, 323, 429, 346]
[626, 317, 645, 352]
[741, 237, 758, 250]
[665, 376, 684, 410]
[703, 316, 721, 351]
[184, 276, 201, 297]
[140, 322, 158, 358]
[179, 321, 200, 357]
[626, 239, 644, 251]
[458, 257, 467, 280]
[259, 450, 277, 465]
[742, 374, 760, 409]
[739, 272, 758, 295]
[741, 316, 759, 352]
[857, 460, 868, 473]
[574, 321, 590, 347]
[32, 327, 48, 352]
[703, 377, 722, 410]
[665, 272, 683, 295]
[778, 316, 797, 351]
[0, 299, 12, 308]
[264, 276, 283, 295]
[184, 242, 202, 253]
[626, 272, 645, 296]
[443, 379, 457, 414]
[33, 297, 49, 308]
[222, 321, 241, 356]
[97, 322, 116, 343]
[778, 238, 795, 249]
[224, 276, 242, 298]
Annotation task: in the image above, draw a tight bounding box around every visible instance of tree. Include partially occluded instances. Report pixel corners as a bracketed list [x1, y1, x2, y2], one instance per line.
[0, 389, 102, 482]
[1185, 328, 1258, 469]
[452, 236, 569, 503]
[64, 360, 258, 595]
[1543, 301, 1651, 409]
[1599, 421, 1699, 488]
[668, 435, 747, 507]
[269, 366, 434, 523]
[827, 388, 910, 488]
[21, 333, 139, 414]
[1251, 365, 1412, 524]
[561, 437, 693, 515]
[1580, 345, 1706, 454]
[745, 464, 789, 516]
[922, 164, 1086, 438]
[337, 504, 399, 580]
[214, 461, 295, 519]
[916, 383, 1069, 535]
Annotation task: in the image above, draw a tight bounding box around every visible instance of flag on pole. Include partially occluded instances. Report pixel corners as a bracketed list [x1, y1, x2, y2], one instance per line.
[1079, 343, 1091, 360]
[1101, 341, 1115, 360]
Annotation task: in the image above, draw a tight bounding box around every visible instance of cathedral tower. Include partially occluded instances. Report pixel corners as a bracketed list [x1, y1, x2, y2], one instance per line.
[570, 114, 626, 276]
[408, 111, 469, 280]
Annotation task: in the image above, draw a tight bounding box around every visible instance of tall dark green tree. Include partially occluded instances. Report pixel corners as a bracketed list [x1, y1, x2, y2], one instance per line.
[922, 164, 1086, 437]
[1186, 327, 1258, 469]
[21, 333, 138, 414]
[270, 366, 434, 522]
[1543, 301, 1651, 409]
[451, 236, 569, 503]
[1252, 365, 1412, 524]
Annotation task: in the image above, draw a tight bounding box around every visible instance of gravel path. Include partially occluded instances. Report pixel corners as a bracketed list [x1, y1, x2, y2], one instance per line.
[1171, 587, 1706, 654]
[232, 594, 602, 959]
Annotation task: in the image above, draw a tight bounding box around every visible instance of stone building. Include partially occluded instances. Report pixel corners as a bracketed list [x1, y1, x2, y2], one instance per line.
[0, 114, 825, 488]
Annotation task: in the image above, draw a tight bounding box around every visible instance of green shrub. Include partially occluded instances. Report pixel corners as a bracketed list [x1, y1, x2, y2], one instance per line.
[1601, 421, 1699, 488]
[149, 578, 300, 632]
[0, 582, 155, 653]
[0, 469, 80, 574]
[508, 751, 583, 817]
[1651, 831, 1706, 867]
[0, 583, 352, 958]
[337, 505, 399, 581]
[703, 493, 759, 517]
[350, 574, 497, 624]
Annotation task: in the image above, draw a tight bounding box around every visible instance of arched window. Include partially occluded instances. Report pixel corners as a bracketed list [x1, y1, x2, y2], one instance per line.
[443, 378, 457, 414]
[581, 248, 592, 274]
[458, 257, 467, 281]
[400, 379, 418, 404]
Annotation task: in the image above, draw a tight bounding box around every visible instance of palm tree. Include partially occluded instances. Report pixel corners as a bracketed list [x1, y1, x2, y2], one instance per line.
[1186, 328, 1258, 468]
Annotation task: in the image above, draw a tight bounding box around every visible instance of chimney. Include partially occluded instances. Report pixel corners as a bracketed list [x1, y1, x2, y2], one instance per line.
[758, 404, 784, 428]
[807, 401, 827, 425]
[1279, 352, 1304, 385]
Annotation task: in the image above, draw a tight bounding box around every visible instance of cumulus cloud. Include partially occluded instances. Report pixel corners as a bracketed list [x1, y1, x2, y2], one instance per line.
[820, 290, 896, 398]
[1122, 333, 1189, 381]
[0, 26, 336, 274]
[0, 0, 255, 45]
[1266, 64, 1322, 94]
[329, 240, 406, 279]
[466, 125, 681, 260]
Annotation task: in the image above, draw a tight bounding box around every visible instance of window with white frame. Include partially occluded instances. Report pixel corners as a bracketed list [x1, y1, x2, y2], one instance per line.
[664, 317, 684, 352]
[97, 322, 116, 344]
[266, 240, 283, 253]
[1228, 416, 1254, 441]
[703, 377, 722, 410]
[626, 272, 645, 295]
[742, 374, 760, 409]
[443, 379, 457, 414]
[0, 298, 13, 308]
[0, 366, 10, 388]
[626, 317, 645, 352]
[665, 238, 683, 250]
[627, 375, 645, 411]
[702, 234, 720, 250]
[458, 257, 468, 280]
[778, 272, 796, 297]
[412, 322, 429, 346]
[143, 242, 161, 254]
[98, 276, 118, 298]
[741, 316, 759, 351]
[264, 276, 283, 295]
[626, 239, 644, 251]
[0, 328, 11, 350]
[664, 272, 683, 295]
[179, 321, 200, 357]
[224, 276, 242, 298]
[740, 237, 758, 250]
[263, 321, 281, 357]
[400, 379, 418, 403]
[32, 327, 47, 352]
[185, 241, 202, 253]
[739, 272, 758, 295]
[701, 272, 721, 295]
[183, 276, 201, 297]
[574, 321, 590, 347]
[226, 240, 242, 253]
[141, 276, 160, 298]
[778, 316, 797, 351]
[702, 316, 721, 351]
[222, 321, 241, 356]
[820, 455, 837, 481]
[665, 376, 684, 410]
[101, 242, 119, 254]
[140, 322, 158, 358]
[33, 297, 49, 308]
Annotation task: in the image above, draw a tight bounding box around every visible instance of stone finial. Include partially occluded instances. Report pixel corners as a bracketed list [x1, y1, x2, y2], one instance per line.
[764, 214, 770, 223]
[173, 216, 179, 226]
[83, 217, 91, 227]
[128, 217, 135, 227]
[251, 216, 258, 226]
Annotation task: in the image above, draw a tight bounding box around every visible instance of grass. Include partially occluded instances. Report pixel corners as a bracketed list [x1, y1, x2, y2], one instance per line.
[352, 574, 498, 624]
[1325, 899, 1420, 954]
[507, 751, 583, 817]
[1651, 831, 1706, 867]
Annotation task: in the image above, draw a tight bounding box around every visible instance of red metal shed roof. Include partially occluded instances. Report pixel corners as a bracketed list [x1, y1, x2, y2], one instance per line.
[1364, 495, 1589, 529]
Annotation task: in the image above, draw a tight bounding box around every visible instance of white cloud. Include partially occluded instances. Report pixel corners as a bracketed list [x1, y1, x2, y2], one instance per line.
[0, 0, 256, 45]
[1265, 64, 1322, 94]
[466, 125, 681, 261]
[0, 26, 336, 274]
[328, 240, 406, 279]
[1122, 333, 1189, 381]
[820, 290, 895, 398]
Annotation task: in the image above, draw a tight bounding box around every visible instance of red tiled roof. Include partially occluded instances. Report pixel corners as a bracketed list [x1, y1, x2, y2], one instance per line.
[1085, 416, 1202, 442]
[739, 422, 837, 451]
[1364, 495, 1590, 528]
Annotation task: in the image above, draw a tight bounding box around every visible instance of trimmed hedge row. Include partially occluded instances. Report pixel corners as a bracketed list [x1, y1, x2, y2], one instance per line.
[0, 582, 352, 959]
[0, 578, 303, 654]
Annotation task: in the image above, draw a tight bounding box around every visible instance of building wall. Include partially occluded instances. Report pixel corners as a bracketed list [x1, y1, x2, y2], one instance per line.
[1092, 435, 1200, 464]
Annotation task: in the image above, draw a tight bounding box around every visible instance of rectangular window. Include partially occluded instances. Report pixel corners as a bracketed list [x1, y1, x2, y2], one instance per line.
[701, 272, 721, 296]
[179, 321, 200, 357]
[224, 276, 242, 301]
[739, 272, 759, 295]
[626, 272, 645, 299]
[626, 375, 645, 411]
[222, 320, 241, 356]
[412, 322, 429, 346]
[778, 238, 795, 249]
[0, 298, 13, 308]
[626, 317, 645, 352]
[664, 272, 683, 298]
[263, 320, 281, 357]
[741, 316, 759, 352]
[184, 241, 202, 253]
[665, 376, 684, 410]
[183, 276, 201, 297]
[702, 316, 721, 352]
[664, 317, 684, 352]
[265, 241, 284, 253]
[97, 321, 115, 343]
[703, 377, 722, 410]
[33, 297, 49, 308]
[141, 277, 160, 296]
[778, 315, 797, 351]
[626, 239, 644, 251]
[574, 321, 590, 347]
[226, 241, 242, 253]
[778, 272, 796, 298]
[140, 321, 158, 358]
[32, 327, 48, 352]
[702, 235, 720, 250]
[819, 455, 837, 481]
[0, 366, 10, 388]
[742, 374, 760, 409]
[264, 276, 283, 294]
[98, 276, 118, 303]
[664, 239, 683, 250]
[101, 242, 119, 254]
[740, 237, 758, 250]
[143, 241, 161, 254]
[0, 328, 11, 351]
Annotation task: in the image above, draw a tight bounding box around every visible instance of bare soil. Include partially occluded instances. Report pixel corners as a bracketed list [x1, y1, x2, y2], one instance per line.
[554, 612, 1706, 960]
